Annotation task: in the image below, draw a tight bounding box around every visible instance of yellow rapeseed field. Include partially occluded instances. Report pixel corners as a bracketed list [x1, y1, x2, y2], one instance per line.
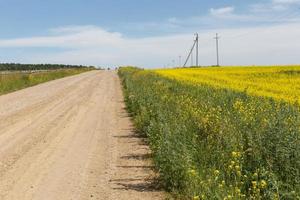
[155, 66, 300, 104]
[119, 67, 300, 199]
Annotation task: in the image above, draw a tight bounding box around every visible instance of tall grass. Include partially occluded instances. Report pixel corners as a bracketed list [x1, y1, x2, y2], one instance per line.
[0, 68, 91, 95]
[119, 67, 300, 200]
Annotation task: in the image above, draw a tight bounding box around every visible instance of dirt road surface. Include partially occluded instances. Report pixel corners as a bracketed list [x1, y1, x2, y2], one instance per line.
[0, 71, 164, 200]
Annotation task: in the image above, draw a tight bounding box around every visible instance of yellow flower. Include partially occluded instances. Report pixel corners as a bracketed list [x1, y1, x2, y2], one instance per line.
[252, 181, 257, 188]
[260, 180, 267, 189]
[214, 170, 220, 176]
[188, 169, 197, 177]
[253, 172, 258, 178]
[155, 66, 300, 104]
[232, 151, 241, 158]
[193, 196, 200, 200]
[232, 151, 237, 157]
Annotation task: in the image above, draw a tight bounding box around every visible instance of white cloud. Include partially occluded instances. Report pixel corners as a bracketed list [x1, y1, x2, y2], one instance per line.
[209, 6, 267, 22]
[250, 3, 286, 12]
[251, 0, 300, 13]
[210, 6, 235, 17]
[0, 26, 123, 48]
[273, 0, 300, 4]
[0, 23, 299, 68]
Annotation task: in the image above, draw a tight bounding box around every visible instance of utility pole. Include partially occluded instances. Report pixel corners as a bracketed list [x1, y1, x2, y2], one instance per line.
[214, 33, 220, 66]
[195, 33, 199, 67]
[172, 59, 175, 67]
[183, 33, 199, 67]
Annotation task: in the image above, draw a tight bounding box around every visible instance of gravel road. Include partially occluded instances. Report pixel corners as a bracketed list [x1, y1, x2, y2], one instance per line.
[0, 70, 164, 200]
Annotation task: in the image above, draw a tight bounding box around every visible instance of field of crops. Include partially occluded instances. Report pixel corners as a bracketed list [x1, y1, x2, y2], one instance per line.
[0, 68, 91, 95]
[119, 66, 300, 200]
[156, 66, 300, 104]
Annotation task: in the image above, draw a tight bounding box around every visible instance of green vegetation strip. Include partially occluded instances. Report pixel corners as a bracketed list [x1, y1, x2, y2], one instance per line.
[118, 67, 300, 200]
[0, 63, 94, 71]
[0, 68, 91, 95]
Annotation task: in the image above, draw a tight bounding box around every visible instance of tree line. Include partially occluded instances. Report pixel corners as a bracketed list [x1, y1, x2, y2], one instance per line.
[0, 63, 95, 71]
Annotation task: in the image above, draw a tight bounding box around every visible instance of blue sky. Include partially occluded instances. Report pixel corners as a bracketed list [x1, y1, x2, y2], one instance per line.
[0, 0, 299, 67]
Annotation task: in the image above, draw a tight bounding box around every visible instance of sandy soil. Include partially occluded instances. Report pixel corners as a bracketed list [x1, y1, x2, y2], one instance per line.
[0, 71, 164, 200]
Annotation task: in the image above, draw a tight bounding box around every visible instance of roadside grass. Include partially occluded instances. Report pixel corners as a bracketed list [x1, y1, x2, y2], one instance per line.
[118, 67, 300, 200]
[0, 68, 92, 95]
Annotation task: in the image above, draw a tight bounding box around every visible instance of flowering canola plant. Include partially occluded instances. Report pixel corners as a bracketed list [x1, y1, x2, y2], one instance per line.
[119, 67, 300, 200]
[155, 66, 300, 104]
